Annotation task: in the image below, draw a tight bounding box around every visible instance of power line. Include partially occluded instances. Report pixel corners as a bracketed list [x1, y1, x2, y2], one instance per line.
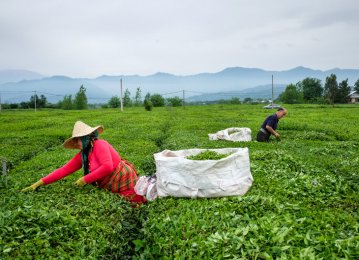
[3, 94, 33, 102]
[87, 97, 112, 100]
[0, 87, 256, 107]
[37, 91, 66, 97]
[185, 90, 206, 94]
[0, 90, 34, 94]
[159, 90, 183, 96]
[2, 88, 244, 97]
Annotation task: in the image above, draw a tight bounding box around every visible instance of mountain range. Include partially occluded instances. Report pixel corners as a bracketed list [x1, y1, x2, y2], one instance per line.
[0, 67, 358, 103]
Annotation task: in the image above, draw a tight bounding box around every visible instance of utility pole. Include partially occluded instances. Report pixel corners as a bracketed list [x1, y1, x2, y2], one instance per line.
[271, 75, 274, 108]
[34, 91, 37, 112]
[182, 90, 185, 109]
[120, 78, 123, 112]
[0, 93, 2, 112]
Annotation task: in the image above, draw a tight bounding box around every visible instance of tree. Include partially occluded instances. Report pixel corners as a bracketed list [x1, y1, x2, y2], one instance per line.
[73, 85, 88, 109]
[167, 96, 182, 107]
[150, 93, 165, 107]
[134, 87, 142, 106]
[9, 103, 19, 109]
[230, 97, 241, 104]
[354, 79, 359, 92]
[39, 95, 47, 108]
[123, 89, 132, 107]
[144, 93, 153, 111]
[108, 96, 120, 108]
[336, 79, 351, 103]
[27, 94, 46, 108]
[29, 94, 38, 108]
[297, 77, 323, 102]
[279, 84, 303, 104]
[324, 74, 338, 105]
[243, 97, 253, 103]
[60, 95, 73, 110]
[19, 102, 29, 109]
[144, 92, 151, 101]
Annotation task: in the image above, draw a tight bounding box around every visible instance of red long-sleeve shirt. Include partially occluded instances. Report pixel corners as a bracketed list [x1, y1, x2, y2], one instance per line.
[41, 140, 121, 185]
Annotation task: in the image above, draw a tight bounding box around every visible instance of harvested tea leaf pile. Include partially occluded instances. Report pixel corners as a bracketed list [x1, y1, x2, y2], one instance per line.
[187, 150, 229, 160]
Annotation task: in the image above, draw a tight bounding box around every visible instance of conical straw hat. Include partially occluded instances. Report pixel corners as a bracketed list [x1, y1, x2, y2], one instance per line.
[63, 121, 104, 149]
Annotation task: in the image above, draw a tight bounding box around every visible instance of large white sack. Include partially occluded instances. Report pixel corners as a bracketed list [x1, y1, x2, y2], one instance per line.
[208, 127, 252, 142]
[154, 148, 253, 198]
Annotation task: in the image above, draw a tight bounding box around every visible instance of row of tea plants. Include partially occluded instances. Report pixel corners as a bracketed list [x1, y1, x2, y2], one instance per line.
[1, 104, 358, 258]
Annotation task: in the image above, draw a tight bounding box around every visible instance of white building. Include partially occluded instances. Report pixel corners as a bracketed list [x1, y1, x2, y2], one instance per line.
[348, 91, 359, 103]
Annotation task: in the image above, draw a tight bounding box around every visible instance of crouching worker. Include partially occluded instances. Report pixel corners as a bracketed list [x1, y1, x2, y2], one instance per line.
[22, 121, 146, 205]
[256, 107, 287, 142]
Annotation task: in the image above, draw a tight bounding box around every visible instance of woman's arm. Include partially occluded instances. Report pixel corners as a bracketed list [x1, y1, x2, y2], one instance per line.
[83, 141, 114, 184]
[41, 152, 82, 185]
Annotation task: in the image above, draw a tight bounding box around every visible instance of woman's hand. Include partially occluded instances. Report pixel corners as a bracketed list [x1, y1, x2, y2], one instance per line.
[74, 177, 87, 187]
[21, 180, 45, 192]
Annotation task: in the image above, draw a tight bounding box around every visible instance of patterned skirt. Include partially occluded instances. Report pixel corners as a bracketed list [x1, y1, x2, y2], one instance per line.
[97, 160, 146, 205]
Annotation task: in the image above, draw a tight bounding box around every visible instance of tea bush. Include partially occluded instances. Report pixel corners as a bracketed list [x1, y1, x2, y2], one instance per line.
[1, 104, 358, 258]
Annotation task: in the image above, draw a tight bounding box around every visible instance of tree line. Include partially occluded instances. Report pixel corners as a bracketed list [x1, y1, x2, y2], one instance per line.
[1, 85, 183, 110]
[2, 85, 88, 110]
[278, 74, 359, 104]
[104, 87, 183, 110]
[2, 74, 358, 110]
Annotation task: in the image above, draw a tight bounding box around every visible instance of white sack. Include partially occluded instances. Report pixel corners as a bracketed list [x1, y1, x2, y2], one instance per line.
[134, 176, 158, 201]
[146, 180, 158, 201]
[134, 176, 150, 196]
[208, 127, 252, 142]
[154, 148, 253, 198]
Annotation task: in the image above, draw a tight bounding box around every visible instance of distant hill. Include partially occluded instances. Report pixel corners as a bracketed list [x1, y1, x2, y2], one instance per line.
[0, 76, 111, 103]
[0, 67, 358, 103]
[186, 84, 287, 102]
[0, 69, 44, 84]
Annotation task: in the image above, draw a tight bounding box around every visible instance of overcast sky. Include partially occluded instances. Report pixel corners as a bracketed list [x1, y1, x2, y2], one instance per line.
[1, 0, 359, 78]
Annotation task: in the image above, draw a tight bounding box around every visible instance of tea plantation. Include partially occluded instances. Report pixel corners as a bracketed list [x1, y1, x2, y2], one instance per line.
[1, 104, 358, 259]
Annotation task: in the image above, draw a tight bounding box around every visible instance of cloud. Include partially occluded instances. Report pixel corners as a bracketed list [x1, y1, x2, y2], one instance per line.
[1, 0, 359, 77]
